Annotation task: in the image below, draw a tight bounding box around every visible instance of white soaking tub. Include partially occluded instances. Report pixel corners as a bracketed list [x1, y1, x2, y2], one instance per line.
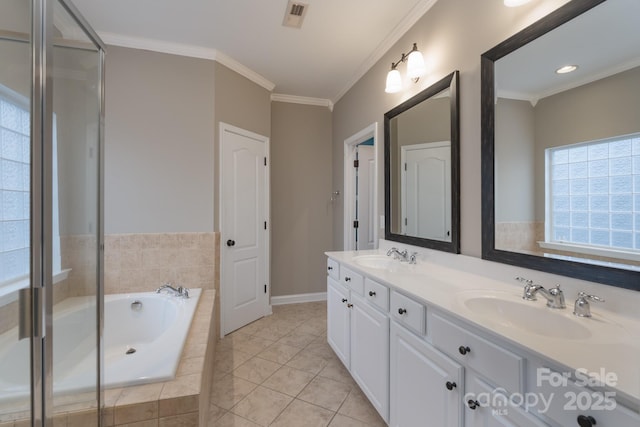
[0, 288, 201, 403]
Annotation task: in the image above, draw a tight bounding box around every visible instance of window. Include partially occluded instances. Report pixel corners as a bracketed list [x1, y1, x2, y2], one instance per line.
[546, 134, 640, 258]
[0, 85, 62, 291]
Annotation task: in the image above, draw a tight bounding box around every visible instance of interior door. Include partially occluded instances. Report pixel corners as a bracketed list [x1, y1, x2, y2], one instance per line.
[355, 144, 375, 250]
[220, 123, 269, 335]
[401, 142, 451, 241]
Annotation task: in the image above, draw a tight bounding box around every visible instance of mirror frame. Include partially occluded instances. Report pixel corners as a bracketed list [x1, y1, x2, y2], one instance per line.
[481, 0, 640, 291]
[385, 70, 460, 253]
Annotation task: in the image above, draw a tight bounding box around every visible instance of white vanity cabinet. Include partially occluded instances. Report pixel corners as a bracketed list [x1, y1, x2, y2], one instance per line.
[390, 321, 464, 427]
[326, 260, 390, 422]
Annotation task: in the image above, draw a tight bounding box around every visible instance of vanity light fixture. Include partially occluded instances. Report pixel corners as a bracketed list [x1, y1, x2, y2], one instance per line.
[384, 43, 426, 93]
[504, 0, 533, 7]
[556, 64, 578, 74]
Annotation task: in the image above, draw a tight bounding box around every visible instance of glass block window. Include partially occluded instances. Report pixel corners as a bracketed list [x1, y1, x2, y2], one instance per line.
[0, 93, 30, 285]
[547, 134, 640, 253]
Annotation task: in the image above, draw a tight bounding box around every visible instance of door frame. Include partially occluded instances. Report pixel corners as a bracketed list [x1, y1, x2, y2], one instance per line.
[218, 122, 271, 337]
[343, 123, 379, 251]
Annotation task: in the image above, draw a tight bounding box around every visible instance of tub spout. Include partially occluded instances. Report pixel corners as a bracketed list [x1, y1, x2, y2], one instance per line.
[156, 283, 189, 298]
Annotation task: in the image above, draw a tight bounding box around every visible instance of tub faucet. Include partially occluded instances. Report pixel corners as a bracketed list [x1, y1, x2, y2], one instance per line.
[156, 283, 189, 298]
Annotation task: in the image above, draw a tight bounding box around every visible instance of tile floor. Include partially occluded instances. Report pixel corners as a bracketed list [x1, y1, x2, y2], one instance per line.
[207, 301, 387, 427]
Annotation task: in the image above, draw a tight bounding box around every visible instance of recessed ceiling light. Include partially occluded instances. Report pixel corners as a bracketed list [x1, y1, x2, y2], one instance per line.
[556, 65, 578, 74]
[504, 0, 532, 7]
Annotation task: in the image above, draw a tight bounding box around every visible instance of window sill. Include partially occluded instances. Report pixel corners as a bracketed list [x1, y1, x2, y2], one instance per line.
[538, 241, 640, 262]
[0, 269, 71, 306]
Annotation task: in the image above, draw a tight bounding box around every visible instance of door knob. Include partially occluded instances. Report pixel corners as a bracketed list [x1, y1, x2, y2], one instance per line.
[226, 239, 236, 247]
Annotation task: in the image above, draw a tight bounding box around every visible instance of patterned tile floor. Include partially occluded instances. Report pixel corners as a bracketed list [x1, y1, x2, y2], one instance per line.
[207, 302, 386, 426]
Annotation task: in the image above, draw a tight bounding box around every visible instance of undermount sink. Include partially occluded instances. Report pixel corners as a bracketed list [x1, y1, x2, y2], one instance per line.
[352, 254, 396, 270]
[459, 292, 592, 340]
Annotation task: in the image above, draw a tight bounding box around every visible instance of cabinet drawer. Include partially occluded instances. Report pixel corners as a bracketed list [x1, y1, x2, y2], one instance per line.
[430, 311, 524, 393]
[390, 291, 426, 335]
[327, 258, 340, 280]
[364, 278, 389, 312]
[341, 266, 364, 295]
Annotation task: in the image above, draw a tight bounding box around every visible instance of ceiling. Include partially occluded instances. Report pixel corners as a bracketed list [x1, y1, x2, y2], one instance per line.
[71, 0, 438, 104]
[496, 0, 640, 104]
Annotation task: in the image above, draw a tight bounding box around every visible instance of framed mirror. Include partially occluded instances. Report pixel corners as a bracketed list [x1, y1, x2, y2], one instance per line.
[481, 0, 640, 290]
[385, 71, 460, 253]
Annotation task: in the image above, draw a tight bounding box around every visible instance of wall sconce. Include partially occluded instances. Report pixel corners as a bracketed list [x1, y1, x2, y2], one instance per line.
[384, 43, 426, 93]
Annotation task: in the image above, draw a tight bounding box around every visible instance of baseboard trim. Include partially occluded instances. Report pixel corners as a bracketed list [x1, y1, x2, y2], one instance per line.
[271, 292, 327, 306]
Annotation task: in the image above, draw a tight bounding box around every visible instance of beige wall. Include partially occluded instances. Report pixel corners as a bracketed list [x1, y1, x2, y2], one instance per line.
[270, 101, 332, 297]
[332, 0, 572, 256]
[104, 46, 216, 234]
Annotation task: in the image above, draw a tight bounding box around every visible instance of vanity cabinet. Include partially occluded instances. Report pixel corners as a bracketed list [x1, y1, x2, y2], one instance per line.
[327, 260, 390, 422]
[390, 321, 463, 427]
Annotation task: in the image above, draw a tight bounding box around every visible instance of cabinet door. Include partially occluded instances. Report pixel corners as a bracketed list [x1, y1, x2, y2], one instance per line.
[327, 277, 350, 368]
[464, 372, 548, 427]
[390, 322, 464, 427]
[351, 293, 390, 422]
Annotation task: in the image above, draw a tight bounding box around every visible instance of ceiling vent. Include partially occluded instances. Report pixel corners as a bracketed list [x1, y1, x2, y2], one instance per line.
[282, 1, 309, 29]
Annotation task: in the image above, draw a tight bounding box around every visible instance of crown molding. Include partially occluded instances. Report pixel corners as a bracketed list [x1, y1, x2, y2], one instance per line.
[271, 94, 334, 111]
[331, 0, 439, 104]
[98, 32, 275, 92]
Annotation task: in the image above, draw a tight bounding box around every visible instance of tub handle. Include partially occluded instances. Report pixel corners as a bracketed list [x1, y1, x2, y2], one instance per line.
[131, 300, 143, 311]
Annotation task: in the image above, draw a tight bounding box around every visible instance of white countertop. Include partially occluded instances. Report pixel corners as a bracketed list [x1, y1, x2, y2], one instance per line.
[325, 247, 640, 410]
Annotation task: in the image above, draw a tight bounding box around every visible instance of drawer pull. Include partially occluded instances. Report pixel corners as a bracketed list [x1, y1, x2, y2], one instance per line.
[398, 308, 407, 315]
[467, 400, 480, 410]
[445, 381, 457, 391]
[369, 291, 376, 297]
[577, 415, 596, 427]
[458, 346, 471, 355]
[345, 277, 351, 282]
[341, 298, 347, 303]
[347, 303, 353, 308]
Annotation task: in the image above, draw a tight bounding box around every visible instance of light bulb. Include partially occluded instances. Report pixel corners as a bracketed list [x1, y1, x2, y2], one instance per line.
[385, 68, 402, 93]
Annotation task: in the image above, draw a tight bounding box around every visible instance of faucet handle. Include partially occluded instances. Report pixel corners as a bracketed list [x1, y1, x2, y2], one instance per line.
[409, 252, 418, 264]
[515, 276, 533, 285]
[574, 292, 604, 317]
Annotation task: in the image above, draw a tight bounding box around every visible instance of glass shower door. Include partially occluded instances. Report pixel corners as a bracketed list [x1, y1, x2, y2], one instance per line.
[0, 1, 34, 424]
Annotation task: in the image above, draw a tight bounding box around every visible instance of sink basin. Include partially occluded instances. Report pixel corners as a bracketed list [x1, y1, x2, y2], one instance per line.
[353, 255, 396, 270]
[459, 293, 592, 340]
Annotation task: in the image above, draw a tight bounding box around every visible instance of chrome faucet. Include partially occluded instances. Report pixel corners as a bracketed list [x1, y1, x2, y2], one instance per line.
[156, 283, 189, 298]
[386, 247, 418, 264]
[523, 283, 566, 309]
[573, 292, 604, 317]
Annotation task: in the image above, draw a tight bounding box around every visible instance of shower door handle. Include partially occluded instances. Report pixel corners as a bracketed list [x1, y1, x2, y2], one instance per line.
[19, 287, 44, 340]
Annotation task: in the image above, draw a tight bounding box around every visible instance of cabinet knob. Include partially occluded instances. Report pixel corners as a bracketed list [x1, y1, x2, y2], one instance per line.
[445, 381, 457, 391]
[226, 239, 236, 247]
[345, 277, 351, 282]
[328, 266, 333, 271]
[347, 303, 353, 308]
[458, 346, 471, 355]
[341, 298, 347, 303]
[577, 415, 597, 427]
[467, 400, 480, 410]
[398, 308, 407, 315]
[369, 291, 376, 297]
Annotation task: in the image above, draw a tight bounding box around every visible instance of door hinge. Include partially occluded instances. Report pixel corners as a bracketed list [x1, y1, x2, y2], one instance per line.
[264, 157, 267, 166]
[353, 159, 359, 168]
[264, 221, 267, 230]
[264, 284, 267, 294]
[405, 218, 408, 226]
[404, 163, 407, 171]
[353, 220, 359, 229]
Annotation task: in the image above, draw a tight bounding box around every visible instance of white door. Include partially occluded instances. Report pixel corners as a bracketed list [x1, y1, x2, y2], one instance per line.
[390, 321, 463, 427]
[401, 141, 451, 241]
[350, 293, 389, 422]
[355, 145, 375, 250]
[220, 123, 270, 335]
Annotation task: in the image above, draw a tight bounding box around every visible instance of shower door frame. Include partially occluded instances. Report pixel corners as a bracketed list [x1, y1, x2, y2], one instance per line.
[30, 0, 106, 425]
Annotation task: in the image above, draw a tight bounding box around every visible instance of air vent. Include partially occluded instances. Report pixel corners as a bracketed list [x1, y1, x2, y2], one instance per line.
[283, 1, 309, 29]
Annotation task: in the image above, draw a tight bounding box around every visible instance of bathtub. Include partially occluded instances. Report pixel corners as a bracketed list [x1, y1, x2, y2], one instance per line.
[0, 288, 201, 403]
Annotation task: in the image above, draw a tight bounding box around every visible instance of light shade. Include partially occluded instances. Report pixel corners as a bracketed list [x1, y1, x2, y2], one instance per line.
[406, 49, 426, 79]
[504, 0, 532, 6]
[385, 68, 402, 93]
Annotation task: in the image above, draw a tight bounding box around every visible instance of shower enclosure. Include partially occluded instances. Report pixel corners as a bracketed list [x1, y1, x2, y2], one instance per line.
[0, 0, 104, 425]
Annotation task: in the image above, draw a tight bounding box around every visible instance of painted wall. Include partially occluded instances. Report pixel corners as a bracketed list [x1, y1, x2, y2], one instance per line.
[270, 101, 332, 297]
[332, 0, 572, 256]
[104, 46, 215, 234]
